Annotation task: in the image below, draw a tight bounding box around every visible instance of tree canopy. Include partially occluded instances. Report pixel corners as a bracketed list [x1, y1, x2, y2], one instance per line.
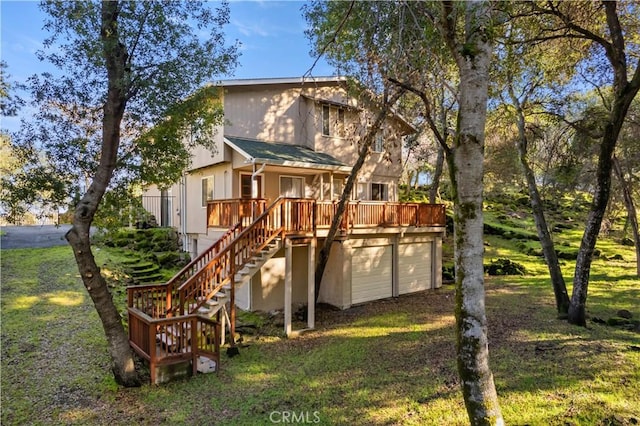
[7, 0, 239, 386]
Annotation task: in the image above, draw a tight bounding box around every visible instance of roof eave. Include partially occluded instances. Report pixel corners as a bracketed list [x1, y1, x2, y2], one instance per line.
[253, 158, 352, 173]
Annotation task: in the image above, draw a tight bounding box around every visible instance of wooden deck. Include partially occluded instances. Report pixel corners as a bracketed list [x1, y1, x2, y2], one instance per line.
[207, 198, 446, 233]
[129, 197, 446, 383]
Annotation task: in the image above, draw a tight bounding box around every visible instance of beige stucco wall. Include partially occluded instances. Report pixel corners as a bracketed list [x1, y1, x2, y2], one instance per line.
[223, 85, 308, 147]
[250, 246, 310, 312]
[317, 241, 350, 309]
[189, 125, 228, 170]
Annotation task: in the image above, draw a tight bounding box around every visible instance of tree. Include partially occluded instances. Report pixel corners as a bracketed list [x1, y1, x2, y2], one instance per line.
[491, 17, 588, 315]
[306, 1, 504, 423]
[613, 100, 640, 276]
[528, 1, 640, 326]
[20, 0, 238, 386]
[314, 86, 406, 300]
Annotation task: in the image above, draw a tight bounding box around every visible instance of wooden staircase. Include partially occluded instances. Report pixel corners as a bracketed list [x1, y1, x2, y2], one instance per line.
[126, 197, 298, 384]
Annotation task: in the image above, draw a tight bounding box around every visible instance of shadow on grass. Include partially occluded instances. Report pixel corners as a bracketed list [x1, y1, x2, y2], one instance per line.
[2, 246, 639, 425]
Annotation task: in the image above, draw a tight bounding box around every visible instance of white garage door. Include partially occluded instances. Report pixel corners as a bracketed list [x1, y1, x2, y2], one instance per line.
[351, 245, 392, 304]
[399, 242, 432, 295]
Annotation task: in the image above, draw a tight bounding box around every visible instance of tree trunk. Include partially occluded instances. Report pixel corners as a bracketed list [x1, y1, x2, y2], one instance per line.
[314, 89, 405, 300]
[568, 122, 618, 326]
[568, 102, 634, 325]
[508, 90, 570, 315]
[568, 1, 640, 325]
[429, 145, 445, 204]
[518, 143, 570, 314]
[429, 91, 448, 204]
[441, 1, 503, 423]
[612, 156, 640, 277]
[65, 1, 141, 386]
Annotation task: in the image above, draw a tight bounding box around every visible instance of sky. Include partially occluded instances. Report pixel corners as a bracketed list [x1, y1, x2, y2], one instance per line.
[0, 0, 335, 133]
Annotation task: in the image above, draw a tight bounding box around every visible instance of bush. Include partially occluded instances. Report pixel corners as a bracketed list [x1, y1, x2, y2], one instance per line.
[485, 258, 527, 276]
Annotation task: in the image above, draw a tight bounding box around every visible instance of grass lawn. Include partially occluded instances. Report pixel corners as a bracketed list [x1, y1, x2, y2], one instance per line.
[1, 240, 639, 425]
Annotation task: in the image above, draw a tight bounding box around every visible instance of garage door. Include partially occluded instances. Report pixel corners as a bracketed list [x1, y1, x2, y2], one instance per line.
[351, 245, 392, 304]
[399, 242, 432, 295]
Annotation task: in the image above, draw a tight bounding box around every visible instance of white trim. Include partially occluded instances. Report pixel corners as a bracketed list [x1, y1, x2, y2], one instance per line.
[212, 76, 348, 87]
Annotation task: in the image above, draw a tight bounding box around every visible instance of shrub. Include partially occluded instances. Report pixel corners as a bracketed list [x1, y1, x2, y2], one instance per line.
[485, 258, 527, 276]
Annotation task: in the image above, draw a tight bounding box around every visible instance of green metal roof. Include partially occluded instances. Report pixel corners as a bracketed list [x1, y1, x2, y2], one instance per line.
[225, 136, 349, 169]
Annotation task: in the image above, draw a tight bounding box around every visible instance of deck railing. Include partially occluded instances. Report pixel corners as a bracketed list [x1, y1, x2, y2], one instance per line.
[128, 308, 220, 384]
[179, 197, 301, 317]
[207, 198, 267, 228]
[209, 199, 445, 232]
[127, 222, 244, 319]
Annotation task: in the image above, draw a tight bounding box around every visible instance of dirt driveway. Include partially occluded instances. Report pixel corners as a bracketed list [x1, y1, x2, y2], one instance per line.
[0, 225, 73, 249]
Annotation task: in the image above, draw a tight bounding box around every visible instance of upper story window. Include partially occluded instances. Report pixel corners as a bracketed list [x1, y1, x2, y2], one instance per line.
[201, 176, 214, 207]
[373, 131, 385, 153]
[321, 104, 345, 137]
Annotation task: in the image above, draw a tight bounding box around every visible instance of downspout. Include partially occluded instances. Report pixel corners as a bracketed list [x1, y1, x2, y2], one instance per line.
[180, 172, 189, 253]
[251, 160, 266, 220]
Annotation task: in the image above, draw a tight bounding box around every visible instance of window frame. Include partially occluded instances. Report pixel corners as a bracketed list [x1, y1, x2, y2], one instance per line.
[201, 176, 214, 207]
[373, 131, 385, 153]
[322, 104, 331, 136]
[279, 175, 305, 198]
[371, 182, 389, 201]
[321, 104, 346, 137]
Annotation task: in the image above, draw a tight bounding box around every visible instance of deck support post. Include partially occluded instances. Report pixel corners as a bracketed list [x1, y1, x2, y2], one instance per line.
[284, 238, 293, 336]
[307, 237, 316, 329]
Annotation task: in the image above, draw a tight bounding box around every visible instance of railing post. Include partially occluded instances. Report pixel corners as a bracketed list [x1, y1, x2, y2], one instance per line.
[166, 284, 172, 318]
[191, 317, 198, 377]
[229, 245, 236, 349]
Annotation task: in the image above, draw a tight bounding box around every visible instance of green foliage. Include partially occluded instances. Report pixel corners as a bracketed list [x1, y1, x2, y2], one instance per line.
[0, 61, 24, 117]
[485, 258, 527, 276]
[9, 0, 239, 217]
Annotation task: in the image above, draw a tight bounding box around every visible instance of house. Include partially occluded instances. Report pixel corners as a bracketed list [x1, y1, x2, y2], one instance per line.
[130, 77, 445, 383]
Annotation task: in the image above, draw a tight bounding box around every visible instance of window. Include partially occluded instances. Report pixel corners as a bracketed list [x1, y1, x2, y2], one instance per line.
[322, 105, 330, 136]
[356, 182, 367, 200]
[241, 174, 262, 198]
[280, 176, 305, 198]
[373, 132, 384, 153]
[201, 176, 214, 207]
[371, 183, 388, 201]
[332, 178, 344, 200]
[321, 104, 345, 137]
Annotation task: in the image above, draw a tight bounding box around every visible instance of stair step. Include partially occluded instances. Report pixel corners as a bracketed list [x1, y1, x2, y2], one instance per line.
[198, 306, 221, 318]
[134, 273, 164, 283]
[129, 266, 161, 277]
[125, 261, 156, 271]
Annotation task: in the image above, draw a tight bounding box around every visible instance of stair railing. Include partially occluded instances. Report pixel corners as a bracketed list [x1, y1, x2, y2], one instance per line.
[177, 197, 288, 317]
[127, 221, 243, 319]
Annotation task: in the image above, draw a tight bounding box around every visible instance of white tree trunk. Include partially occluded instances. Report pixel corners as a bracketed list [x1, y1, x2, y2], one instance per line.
[443, 1, 504, 423]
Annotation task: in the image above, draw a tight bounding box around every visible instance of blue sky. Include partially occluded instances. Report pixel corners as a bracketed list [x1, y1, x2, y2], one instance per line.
[0, 0, 335, 132]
